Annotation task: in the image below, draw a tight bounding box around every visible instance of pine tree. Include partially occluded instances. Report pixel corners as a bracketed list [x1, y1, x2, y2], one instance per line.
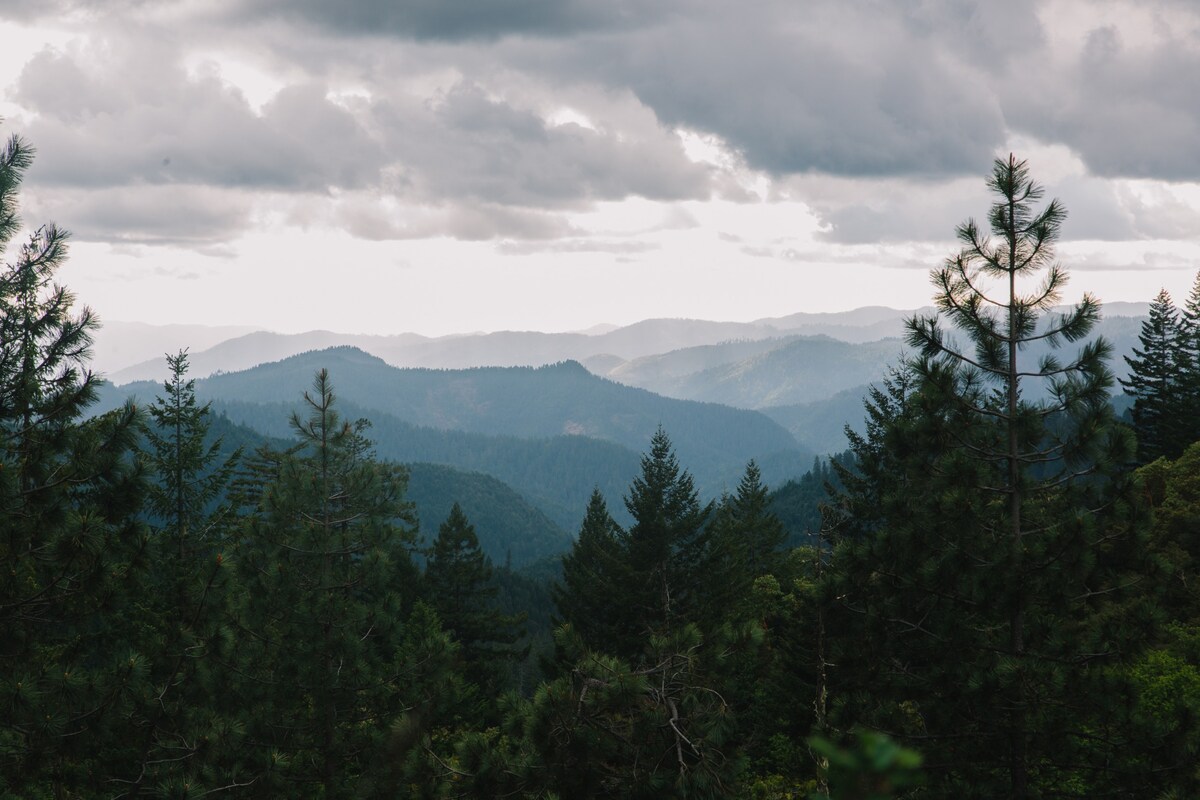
[0, 129, 149, 794]
[1121, 289, 1185, 462]
[829, 156, 1141, 797]
[424, 502, 523, 697]
[228, 370, 419, 797]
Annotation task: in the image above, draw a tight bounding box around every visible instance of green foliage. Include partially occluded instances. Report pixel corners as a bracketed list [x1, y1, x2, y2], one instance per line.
[828, 157, 1145, 797]
[1121, 289, 1188, 462]
[0, 127, 149, 795]
[406, 461, 571, 566]
[424, 502, 524, 699]
[227, 369, 420, 797]
[808, 730, 923, 800]
[553, 489, 631, 652]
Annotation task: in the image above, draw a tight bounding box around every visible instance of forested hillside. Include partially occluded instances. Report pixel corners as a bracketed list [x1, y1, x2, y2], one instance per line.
[7, 131, 1200, 800]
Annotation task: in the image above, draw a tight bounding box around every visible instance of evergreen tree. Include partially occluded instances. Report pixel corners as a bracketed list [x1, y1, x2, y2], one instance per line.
[830, 156, 1141, 797]
[617, 426, 712, 661]
[700, 460, 786, 632]
[1177, 269, 1200, 448]
[0, 129, 149, 795]
[553, 488, 630, 653]
[1121, 289, 1185, 462]
[424, 502, 523, 697]
[228, 370, 419, 797]
[119, 350, 244, 795]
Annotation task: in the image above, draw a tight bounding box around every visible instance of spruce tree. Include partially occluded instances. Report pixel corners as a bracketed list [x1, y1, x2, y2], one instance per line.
[830, 156, 1140, 798]
[1121, 289, 1185, 462]
[0, 129, 148, 794]
[228, 370, 419, 797]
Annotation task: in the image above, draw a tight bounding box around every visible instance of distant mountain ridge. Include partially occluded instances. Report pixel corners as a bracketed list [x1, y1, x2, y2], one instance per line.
[100, 347, 813, 526]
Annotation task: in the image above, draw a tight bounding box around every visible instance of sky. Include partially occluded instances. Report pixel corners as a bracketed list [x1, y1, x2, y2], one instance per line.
[1, 0, 1199, 336]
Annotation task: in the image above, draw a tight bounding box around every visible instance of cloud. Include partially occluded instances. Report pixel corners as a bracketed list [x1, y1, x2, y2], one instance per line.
[16, 44, 386, 192]
[22, 184, 253, 245]
[229, 0, 671, 41]
[1004, 8, 1200, 180]
[370, 81, 712, 208]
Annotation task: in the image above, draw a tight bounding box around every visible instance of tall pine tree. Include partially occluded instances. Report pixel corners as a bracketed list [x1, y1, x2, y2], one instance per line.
[0, 128, 149, 795]
[829, 156, 1141, 798]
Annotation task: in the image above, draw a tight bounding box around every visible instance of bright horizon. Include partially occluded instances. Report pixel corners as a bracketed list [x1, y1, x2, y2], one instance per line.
[3, 2, 1198, 337]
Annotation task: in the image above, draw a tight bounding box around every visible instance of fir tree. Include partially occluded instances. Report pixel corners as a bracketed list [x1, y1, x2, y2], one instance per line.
[119, 350, 244, 795]
[228, 369, 419, 797]
[1121, 289, 1185, 462]
[553, 488, 630, 652]
[701, 460, 786, 628]
[0, 129, 149, 795]
[617, 427, 712, 661]
[1177, 269, 1200, 448]
[424, 502, 523, 697]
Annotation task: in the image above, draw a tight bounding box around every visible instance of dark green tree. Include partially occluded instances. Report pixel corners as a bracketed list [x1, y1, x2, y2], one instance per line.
[830, 156, 1141, 798]
[424, 502, 523, 697]
[118, 350, 245, 795]
[617, 426, 712, 661]
[703, 460, 786, 623]
[1177, 269, 1200, 448]
[553, 488, 630, 652]
[228, 369, 419, 797]
[0, 129, 149, 795]
[1121, 289, 1185, 462]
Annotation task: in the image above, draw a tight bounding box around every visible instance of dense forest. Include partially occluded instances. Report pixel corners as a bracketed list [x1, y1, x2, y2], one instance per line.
[4, 130, 1200, 800]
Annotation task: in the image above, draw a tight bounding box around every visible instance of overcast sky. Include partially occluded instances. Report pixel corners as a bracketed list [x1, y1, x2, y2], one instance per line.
[1, 0, 1198, 335]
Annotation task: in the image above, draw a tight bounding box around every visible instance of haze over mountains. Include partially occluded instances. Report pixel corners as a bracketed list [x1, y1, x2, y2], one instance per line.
[89, 301, 1154, 599]
[96, 303, 1151, 459]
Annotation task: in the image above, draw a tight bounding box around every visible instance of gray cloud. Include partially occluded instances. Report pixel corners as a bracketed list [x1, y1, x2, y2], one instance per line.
[336, 199, 579, 241]
[1006, 20, 1200, 180]
[371, 81, 711, 207]
[16, 46, 386, 192]
[229, 0, 671, 41]
[23, 185, 252, 245]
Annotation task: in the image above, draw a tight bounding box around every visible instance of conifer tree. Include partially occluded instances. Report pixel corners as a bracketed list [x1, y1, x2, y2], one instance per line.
[0, 129, 148, 794]
[119, 350, 244, 795]
[830, 156, 1139, 798]
[1177, 269, 1200, 447]
[553, 488, 630, 652]
[228, 370, 418, 797]
[617, 427, 712, 661]
[424, 502, 522, 696]
[1121, 289, 1185, 462]
[703, 460, 786, 623]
